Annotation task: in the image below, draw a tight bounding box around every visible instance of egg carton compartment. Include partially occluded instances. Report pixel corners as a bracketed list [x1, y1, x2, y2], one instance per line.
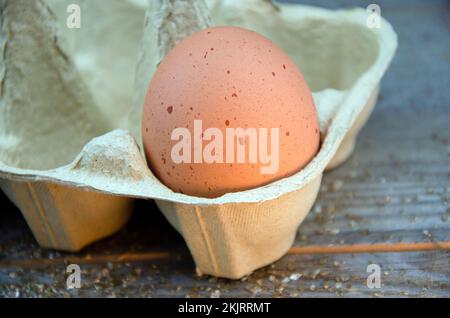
[0, 0, 397, 278]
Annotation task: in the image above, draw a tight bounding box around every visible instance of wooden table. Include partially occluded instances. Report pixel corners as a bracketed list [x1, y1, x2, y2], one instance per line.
[0, 0, 449, 297]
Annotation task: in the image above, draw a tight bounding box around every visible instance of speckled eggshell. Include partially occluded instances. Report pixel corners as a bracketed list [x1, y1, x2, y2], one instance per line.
[142, 26, 320, 198]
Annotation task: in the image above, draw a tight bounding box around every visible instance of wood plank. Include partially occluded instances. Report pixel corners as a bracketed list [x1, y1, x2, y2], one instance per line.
[0, 251, 448, 298]
[293, 111, 450, 248]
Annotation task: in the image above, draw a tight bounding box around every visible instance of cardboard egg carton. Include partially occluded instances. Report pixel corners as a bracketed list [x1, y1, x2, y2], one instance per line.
[0, 0, 397, 278]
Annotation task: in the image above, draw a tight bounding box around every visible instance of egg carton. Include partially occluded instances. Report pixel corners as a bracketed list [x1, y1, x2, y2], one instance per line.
[0, 0, 397, 279]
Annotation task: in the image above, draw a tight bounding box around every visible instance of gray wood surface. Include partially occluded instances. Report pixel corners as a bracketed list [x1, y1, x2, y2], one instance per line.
[0, 0, 449, 297]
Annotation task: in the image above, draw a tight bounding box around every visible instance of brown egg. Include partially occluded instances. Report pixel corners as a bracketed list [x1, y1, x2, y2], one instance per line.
[142, 26, 319, 198]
